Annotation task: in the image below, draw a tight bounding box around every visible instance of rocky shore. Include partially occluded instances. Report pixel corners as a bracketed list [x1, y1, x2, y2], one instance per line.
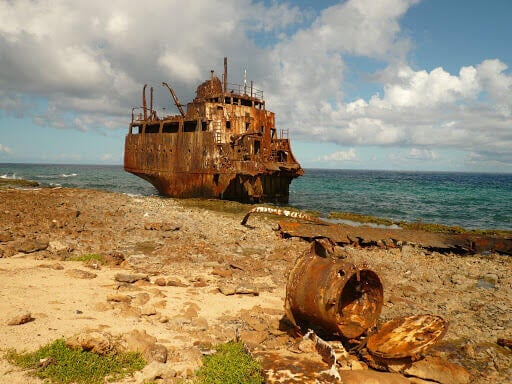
[1, 187, 511, 383]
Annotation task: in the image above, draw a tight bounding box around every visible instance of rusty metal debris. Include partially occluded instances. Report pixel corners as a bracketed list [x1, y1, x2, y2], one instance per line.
[366, 314, 448, 360]
[278, 220, 512, 255]
[124, 58, 303, 203]
[285, 239, 384, 339]
[285, 239, 449, 364]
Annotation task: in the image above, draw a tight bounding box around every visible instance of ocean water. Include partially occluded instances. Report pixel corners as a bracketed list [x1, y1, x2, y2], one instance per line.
[1, 163, 511, 231]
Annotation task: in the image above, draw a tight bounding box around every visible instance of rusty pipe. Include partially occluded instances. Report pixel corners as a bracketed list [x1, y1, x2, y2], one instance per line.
[150, 86, 153, 119]
[142, 84, 147, 120]
[285, 241, 383, 339]
[224, 57, 228, 93]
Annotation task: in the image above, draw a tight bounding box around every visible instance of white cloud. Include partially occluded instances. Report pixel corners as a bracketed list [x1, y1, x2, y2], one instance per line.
[0, 0, 511, 169]
[321, 148, 356, 161]
[0, 144, 12, 153]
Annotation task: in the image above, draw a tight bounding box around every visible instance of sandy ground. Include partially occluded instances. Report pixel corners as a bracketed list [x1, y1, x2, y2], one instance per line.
[1, 187, 511, 383]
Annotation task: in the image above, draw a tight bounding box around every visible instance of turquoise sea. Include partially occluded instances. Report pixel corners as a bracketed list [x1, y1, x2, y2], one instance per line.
[1, 163, 511, 231]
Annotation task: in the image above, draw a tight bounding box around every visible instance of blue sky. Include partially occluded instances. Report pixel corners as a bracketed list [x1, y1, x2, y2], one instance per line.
[1, 0, 511, 172]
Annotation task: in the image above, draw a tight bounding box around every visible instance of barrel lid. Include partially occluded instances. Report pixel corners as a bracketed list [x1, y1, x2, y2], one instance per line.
[367, 314, 448, 359]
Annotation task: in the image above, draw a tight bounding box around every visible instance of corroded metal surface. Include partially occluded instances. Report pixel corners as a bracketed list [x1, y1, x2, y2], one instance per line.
[124, 58, 303, 203]
[278, 221, 512, 255]
[367, 315, 448, 359]
[285, 240, 383, 339]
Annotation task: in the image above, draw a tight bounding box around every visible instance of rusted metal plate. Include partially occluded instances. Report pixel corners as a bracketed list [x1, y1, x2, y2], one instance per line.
[367, 315, 448, 359]
[285, 240, 383, 339]
[278, 221, 512, 255]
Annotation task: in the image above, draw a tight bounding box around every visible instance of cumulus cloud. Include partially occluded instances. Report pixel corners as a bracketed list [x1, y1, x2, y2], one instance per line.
[0, 144, 12, 154]
[321, 148, 356, 161]
[0, 0, 511, 169]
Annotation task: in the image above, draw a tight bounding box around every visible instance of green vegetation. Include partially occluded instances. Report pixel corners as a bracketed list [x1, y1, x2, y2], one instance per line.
[68, 253, 104, 263]
[195, 341, 263, 384]
[6, 339, 146, 384]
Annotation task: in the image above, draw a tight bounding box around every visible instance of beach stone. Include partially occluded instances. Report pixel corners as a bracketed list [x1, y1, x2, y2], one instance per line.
[48, 240, 69, 252]
[122, 329, 157, 354]
[141, 304, 157, 316]
[106, 294, 132, 303]
[146, 343, 168, 363]
[212, 268, 233, 278]
[235, 284, 259, 296]
[15, 239, 48, 253]
[66, 269, 97, 279]
[66, 331, 115, 355]
[132, 292, 150, 306]
[218, 285, 236, 295]
[401, 356, 471, 384]
[166, 277, 188, 287]
[0, 231, 13, 242]
[339, 370, 410, 384]
[7, 312, 33, 326]
[154, 277, 166, 286]
[114, 273, 149, 283]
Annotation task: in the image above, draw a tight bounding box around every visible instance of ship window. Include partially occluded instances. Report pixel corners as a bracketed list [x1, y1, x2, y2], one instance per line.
[163, 122, 179, 133]
[217, 106, 223, 111]
[145, 124, 160, 134]
[201, 121, 207, 131]
[241, 98, 252, 107]
[260, 125, 264, 133]
[131, 124, 142, 134]
[184, 120, 197, 132]
[245, 122, 250, 131]
[224, 97, 231, 104]
[277, 150, 288, 162]
[226, 121, 231, 130]
[233, 98, 239, 105]
[254, 140, 260, 154]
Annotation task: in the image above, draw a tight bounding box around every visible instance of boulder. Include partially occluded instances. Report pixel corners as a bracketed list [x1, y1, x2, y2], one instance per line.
[400, 356, 471, 384]
[0, 230, 13, 242]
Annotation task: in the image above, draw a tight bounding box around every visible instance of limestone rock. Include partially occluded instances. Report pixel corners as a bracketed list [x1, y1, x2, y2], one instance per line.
[340, 370, 410, 384]
[402, 356, 471, 384]
[146, 344, 168, 363]
[66, 269, 97, 279]
[132, 292, 150, 306]
[0, 230, 13, 242]
[166, 277, 188, 287]
[66, 331, 115, 355]
[115, 273, 149, 283]
[7, 312, 33, 325]
[122, 329, 157, 354]
[106, 294, 132, 303]
[15, 239, 48, 253]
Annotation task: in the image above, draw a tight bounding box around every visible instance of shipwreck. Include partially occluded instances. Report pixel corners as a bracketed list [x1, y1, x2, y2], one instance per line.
[124, 58, 303, 202]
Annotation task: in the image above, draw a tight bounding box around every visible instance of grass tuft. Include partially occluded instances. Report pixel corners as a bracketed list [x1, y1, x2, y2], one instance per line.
[6, 339, 145, 384]
[68, 254, 104, 263]
[195, 341, 263, 384]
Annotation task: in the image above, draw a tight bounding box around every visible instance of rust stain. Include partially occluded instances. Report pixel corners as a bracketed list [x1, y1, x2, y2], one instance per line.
[124, 57, 303, 203]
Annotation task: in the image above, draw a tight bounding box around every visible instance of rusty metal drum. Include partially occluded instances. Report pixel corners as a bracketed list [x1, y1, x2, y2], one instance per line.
[285, 243, 384, 339]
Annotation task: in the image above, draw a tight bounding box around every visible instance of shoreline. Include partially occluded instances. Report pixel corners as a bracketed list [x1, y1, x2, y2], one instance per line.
[1, 187, 512, 383]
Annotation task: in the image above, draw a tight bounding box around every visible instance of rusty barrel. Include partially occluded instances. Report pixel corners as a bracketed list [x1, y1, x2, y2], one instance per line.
[285, 249, 383, 339]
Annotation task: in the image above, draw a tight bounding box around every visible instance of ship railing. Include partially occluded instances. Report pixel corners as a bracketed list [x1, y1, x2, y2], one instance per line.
[226, 83, 264, 100]
[279, 129, 289, 140]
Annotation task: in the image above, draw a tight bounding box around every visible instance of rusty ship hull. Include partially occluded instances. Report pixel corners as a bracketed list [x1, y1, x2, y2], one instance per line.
[124, 58, 303, 203]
